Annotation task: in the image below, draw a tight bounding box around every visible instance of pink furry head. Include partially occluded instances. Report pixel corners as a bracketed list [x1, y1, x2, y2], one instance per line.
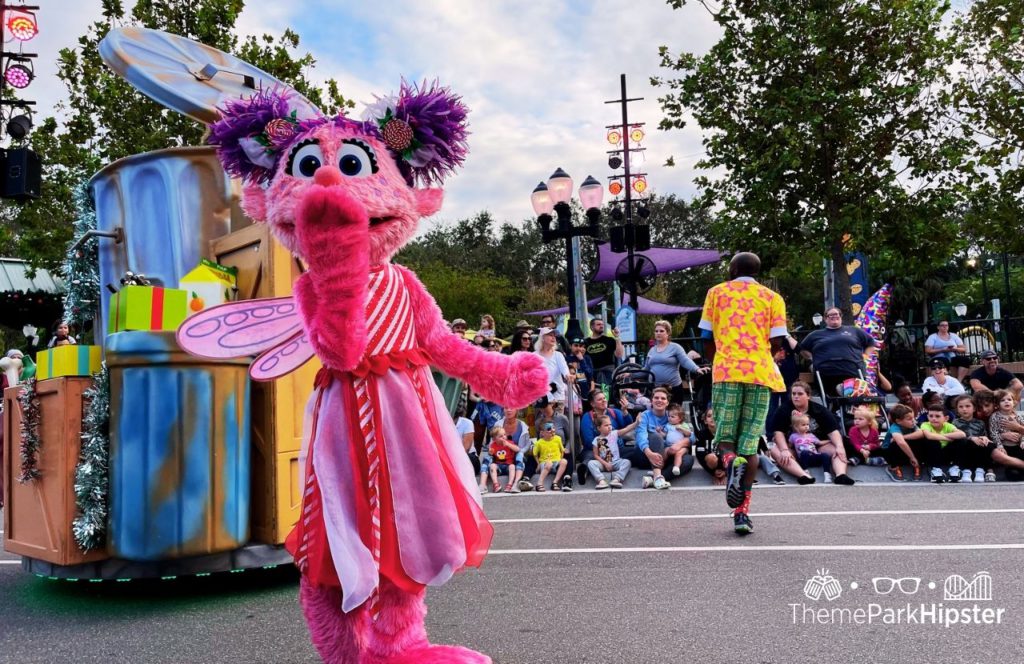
[209, 81, 469, 188]
[207, 81, 470, 265]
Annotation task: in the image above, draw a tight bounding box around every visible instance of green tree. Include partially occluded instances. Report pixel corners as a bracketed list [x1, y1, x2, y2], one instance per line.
[413, 261, 520, 333]
[0, 0, 351, 271]
[946, 0, 1024, 252]
[654, 0, 968, 321]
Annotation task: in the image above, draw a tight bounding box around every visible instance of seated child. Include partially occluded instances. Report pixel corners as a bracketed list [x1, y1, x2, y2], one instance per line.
[848, 406, 885, 466]
[988, 389, 1024, 481]
[789, 412, 833, 481]
[533, 422, 570, 492]
[917, 390, 953, 424]
[951, 394, 996, 483]
[486, 425, 520, 493]
[664, 404, 694, 477]
[587, 415, 634, 489]
[694, 407, 725, 485]
[881, 404, 928, 481]
[920, 403, 967, 482]
[621, 388, 651, 413]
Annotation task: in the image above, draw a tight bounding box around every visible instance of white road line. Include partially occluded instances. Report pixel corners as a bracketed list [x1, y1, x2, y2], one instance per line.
[489, 543, 1024, 555]
[490, 508, 1024, 524]
[0, 560, 20, 565]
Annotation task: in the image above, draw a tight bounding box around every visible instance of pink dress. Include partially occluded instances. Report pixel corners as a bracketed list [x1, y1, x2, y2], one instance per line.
[287, 264, 492, 612]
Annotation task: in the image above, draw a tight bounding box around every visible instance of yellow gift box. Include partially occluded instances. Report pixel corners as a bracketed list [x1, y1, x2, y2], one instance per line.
[36, 345, 102, 380]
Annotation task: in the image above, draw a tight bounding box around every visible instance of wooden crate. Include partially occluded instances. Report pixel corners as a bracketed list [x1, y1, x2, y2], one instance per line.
[212, 224, 319, 544]
[3, 379, 108, 565]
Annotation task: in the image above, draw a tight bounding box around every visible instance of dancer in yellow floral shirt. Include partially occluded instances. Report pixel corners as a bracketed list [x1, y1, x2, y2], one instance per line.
[699, 252, 788, 535]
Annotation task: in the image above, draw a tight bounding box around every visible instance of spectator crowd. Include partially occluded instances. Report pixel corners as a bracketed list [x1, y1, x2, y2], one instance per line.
[447, 310, 1024, 495]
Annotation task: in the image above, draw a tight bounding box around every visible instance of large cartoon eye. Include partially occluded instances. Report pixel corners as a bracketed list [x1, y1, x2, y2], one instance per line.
[337, 139, 379, 178]
[286, 140, 324, 179]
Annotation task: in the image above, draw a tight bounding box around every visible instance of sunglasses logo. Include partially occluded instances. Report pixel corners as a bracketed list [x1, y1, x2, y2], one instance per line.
[871, 577, 921, 595]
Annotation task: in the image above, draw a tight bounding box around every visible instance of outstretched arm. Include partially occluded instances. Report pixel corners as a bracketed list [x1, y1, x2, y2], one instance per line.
[293, 184, 370, 371]
[397, 266, 548, 408]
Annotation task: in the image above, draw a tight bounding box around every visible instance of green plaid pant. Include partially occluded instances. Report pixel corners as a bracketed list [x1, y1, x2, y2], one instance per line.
[712, 382, 771, 457]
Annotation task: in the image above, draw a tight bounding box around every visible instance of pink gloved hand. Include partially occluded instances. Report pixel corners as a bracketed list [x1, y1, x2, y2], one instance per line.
[294, 170, 370, 272]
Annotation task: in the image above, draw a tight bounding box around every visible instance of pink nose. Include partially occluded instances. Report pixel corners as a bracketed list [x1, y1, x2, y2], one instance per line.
[313, 165, 344, 186]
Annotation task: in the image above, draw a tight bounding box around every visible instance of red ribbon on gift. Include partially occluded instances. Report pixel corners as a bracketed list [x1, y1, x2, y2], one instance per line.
[150, 287, 165, 330]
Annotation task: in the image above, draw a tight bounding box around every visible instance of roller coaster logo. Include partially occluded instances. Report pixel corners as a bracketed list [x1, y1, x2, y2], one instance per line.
[943, 571, 993, 602]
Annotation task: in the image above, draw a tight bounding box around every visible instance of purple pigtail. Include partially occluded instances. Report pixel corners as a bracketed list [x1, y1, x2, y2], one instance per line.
[208, 87, 304, 184]
[366, 80, 469, 186]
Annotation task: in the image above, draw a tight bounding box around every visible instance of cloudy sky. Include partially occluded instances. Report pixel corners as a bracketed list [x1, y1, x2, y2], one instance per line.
[30, 0, 721, 227]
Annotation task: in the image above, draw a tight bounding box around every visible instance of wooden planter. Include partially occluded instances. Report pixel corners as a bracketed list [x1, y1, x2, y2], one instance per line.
[3, 378, 108, 566]
[212, 223, 320, 544]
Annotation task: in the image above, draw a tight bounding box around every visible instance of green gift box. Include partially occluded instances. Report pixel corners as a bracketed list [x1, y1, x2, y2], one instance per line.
[108, 285, 189, 333]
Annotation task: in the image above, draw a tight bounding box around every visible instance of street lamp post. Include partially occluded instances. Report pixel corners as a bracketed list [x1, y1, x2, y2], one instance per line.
[532, 168, 602, 342]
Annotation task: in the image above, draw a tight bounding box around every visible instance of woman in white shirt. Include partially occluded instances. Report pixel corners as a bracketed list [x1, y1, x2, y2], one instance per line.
[921, 359, 966, 397]
[535, 327, 569, 410]
[924, 320, 969, 382]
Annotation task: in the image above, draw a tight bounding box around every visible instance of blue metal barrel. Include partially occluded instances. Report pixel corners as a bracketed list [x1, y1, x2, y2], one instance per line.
[106, 331, 250, 560]
[89, 147, 241, 339]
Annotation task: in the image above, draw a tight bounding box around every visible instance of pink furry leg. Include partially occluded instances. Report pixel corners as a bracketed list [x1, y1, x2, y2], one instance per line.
[362, 580, 491, 664]
[300, 576, 369, 664]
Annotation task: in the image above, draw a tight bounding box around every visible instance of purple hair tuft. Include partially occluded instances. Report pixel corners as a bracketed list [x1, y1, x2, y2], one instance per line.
[208, 87, 306, 184]
[392, 80, 469, 186]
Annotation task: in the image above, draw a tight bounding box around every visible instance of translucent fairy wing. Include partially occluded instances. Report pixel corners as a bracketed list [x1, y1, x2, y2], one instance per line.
[176, 296, 303, 359]
[250, 332, 316, 381]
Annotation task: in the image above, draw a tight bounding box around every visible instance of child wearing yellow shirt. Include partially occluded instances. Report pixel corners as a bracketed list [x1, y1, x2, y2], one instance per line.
[533, 423, 569, 492]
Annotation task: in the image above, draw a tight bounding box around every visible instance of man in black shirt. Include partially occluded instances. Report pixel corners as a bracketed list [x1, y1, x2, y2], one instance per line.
[584, 318, 624, 387]
[969, 350, 1023, 400]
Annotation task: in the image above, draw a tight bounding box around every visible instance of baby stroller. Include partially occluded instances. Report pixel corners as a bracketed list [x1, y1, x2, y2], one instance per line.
[610, 362, 655, 418]
[815, 370, 890, 437]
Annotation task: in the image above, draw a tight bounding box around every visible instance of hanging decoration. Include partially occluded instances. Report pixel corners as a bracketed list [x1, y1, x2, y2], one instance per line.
[73, 364, 111, 551]
[608, 179, 623, 196]
[631, 175, 648, 195]
[18, 378, 41, 482]
[606, 128, 621, 145]
[629, 124, 645, 143]
[62, 182, 101, 333]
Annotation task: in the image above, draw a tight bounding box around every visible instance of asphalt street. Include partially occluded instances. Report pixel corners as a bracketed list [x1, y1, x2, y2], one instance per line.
[2, 483, 1023, 664]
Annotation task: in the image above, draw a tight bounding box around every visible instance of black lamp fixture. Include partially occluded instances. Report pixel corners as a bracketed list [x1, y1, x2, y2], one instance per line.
[608, 154, 623, 170]
[530, 167, 603, 341]
[6, 113, 31, 139]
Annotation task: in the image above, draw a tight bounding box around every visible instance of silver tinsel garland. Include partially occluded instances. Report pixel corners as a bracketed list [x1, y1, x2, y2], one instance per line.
[17, 378, 41, 482]
[72, 365, 110, 551]
[62, 182, 100, 332]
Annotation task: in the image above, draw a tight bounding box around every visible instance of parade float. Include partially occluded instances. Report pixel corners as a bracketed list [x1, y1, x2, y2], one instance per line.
[1, 28, 328, 579]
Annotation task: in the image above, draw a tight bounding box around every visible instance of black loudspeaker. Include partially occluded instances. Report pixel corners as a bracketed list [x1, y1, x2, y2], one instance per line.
[610, 224, 651, 252]
[610, 225, 627, 253]
[2, 147, 42, 201]
[633, 224, 651, 252]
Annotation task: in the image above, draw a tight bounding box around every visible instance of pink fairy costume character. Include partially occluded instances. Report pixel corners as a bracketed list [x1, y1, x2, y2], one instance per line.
[178, 82, 549, 664]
